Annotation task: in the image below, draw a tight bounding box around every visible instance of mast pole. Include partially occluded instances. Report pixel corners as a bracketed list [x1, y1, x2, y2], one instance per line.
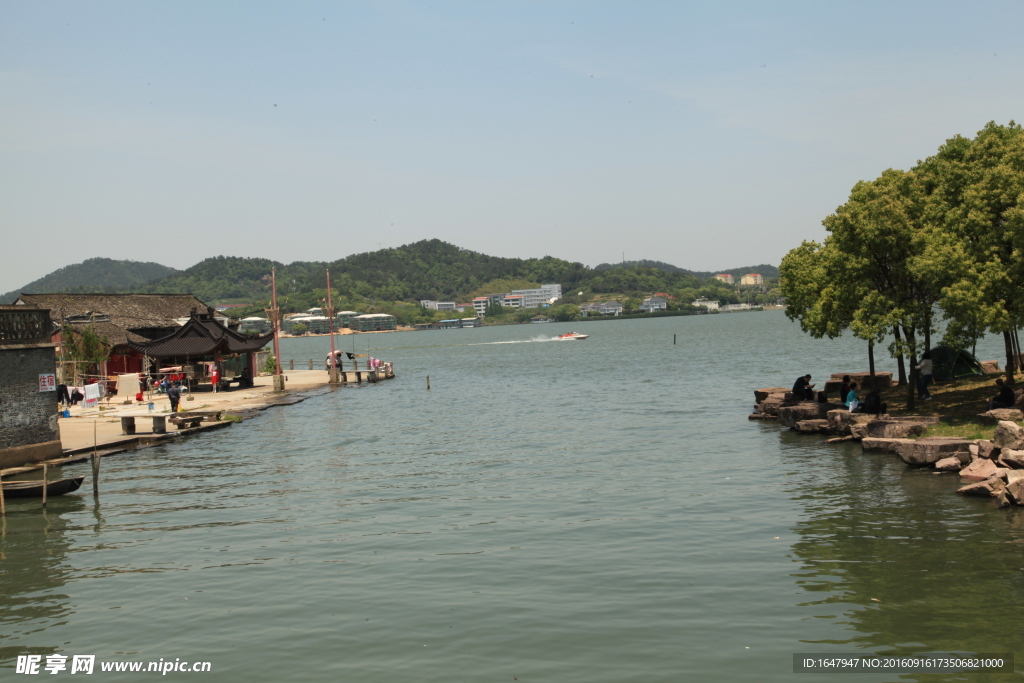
[271, 267, 283, 387]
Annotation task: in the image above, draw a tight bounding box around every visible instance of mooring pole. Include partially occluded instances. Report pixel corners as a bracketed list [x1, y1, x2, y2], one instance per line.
[673, 334, 677, 345]
[427, 375, 431, 391]
[0, 474, 6, 517]
[92, 420, 99, 497]
[271, 268, 285, 391]
[326, 269, 339, 384]
[41, 464, 48, 508]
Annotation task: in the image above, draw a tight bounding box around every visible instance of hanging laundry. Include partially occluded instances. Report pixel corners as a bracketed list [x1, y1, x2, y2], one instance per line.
[116, 373, 141, 398]
[83, 383, 101, 409]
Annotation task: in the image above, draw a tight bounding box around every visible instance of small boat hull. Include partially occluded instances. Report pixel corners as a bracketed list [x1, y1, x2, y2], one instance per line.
[1, 477, 85, 499]
[556, 333, 589, 340]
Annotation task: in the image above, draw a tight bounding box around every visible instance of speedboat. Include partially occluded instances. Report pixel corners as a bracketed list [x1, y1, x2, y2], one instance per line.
[556, 332, 589, 340]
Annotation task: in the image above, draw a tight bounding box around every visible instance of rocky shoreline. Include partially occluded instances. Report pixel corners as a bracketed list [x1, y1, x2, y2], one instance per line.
[750, 385, 1024, 509]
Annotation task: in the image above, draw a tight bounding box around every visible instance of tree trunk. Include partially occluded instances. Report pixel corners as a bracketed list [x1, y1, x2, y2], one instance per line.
[894, 326, 907, 385]
[904, 326, 917, 411]
[924, 313, 931, 355]
[868, 340, 876, 391]
[1004, 330, 1015, 383]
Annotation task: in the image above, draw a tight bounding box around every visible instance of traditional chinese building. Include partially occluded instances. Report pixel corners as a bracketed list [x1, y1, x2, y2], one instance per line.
[126, 308, 273, 381]
[15, 293, 230, 376]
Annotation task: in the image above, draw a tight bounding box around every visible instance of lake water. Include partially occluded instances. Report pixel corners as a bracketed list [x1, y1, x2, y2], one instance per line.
[2, 311, 1022, 681]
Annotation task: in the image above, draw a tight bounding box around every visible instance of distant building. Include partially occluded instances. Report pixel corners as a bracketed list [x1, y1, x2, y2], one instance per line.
[640, 296, 667, 313]
[454, 303, 474, 312]
[350, 313, 397, 331]
[713, 274, 735, 285]
[240, 316, 272, 334]
[530, 315, 553, 323]
[335, 311, 361, 327]
[581, 301, 623, 317]
[438, 319, 462, 329]
[460, 317, 481, 327]
[739, 274, 763, 286]
[501, 294, 525, 309]
[510, 284, 562, 308]
[473, 297, 490, 317]
[420, 300, 456, 311]
[693, 298, 719, 311]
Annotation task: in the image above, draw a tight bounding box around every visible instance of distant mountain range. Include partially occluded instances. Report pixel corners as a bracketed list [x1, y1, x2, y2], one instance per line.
[594, 259, 780, 280]
[1, 258, 180, 304]
[3, 240, 779, 308]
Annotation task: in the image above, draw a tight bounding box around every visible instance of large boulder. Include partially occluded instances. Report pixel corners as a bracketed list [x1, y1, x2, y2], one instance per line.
[934, 456, 963, 472]
[861, 437, 910, 454]
[748, 412, 777, 421]
[856, 420, 928, 439]
[959, 458, 1001, 482]
[758, 396, 786, 416]
[778, 402, 845, 428]
[957, 477, 1006, 498]
[978, 409, 1024, 425]
[979, 360, 1001, 374]
[754, 387, 789, 404]
[992, 421, 1024, 450]
[827, 410, 876, 434]
[999, 449, 1024, 469]
[895, 437, 973, 466]
[795, 419, 830, 434]
[976, 440, 1001, 460]
[1005, 477, 1024, 505]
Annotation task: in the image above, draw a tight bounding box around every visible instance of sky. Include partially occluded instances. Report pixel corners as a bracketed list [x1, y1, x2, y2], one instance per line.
[2, 1, 1024, 292]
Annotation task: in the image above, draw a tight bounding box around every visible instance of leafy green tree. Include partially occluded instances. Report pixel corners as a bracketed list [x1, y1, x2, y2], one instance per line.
[923, 121, 1024, 381]
[64, 326, 111, 383]
[291, 323, 308, 335]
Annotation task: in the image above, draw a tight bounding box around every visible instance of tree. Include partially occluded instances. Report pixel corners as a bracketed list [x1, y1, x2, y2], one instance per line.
[291, 323, 308, 335]
[923, 121, 1024, 381]
[64, 326, 111, 384]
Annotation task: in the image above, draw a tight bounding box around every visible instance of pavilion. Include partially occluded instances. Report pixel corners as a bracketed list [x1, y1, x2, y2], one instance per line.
[128, 307, 274, 389]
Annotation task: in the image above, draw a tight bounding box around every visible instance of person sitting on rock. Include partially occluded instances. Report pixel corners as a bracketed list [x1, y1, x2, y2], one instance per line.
[839, 375, 851, 403]
[988, 378, 1016, 410]
[793, 374, 815, 400]
[845, 382, 860, 412]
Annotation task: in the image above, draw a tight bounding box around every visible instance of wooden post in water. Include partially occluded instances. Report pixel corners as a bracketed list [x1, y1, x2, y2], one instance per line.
[0, 474, 6, 517]
[673, 334, 676, 345]
[308, 359, 313, 370]
[427, 375, 431, 391]
[92, 420, 99, 497]
[41, 464, 48, 508]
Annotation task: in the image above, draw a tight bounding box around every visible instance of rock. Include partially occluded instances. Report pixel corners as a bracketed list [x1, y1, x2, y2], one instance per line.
[956, 477, 1006, 497]
[934, 456, 963, 472]
[1003, 469, 1024, 484]
[885, 415, 942, 425]
[994, 491, 1013, 508]
[992, 421, 1024, 450]
[794, 419, 830, 434]
[748, 413, 777, 421]
[864, 420, 928, 438]
[827, 410, 875, 434]
[861, 437, 911, 454]
[999, 449, 1024, 469]
[754, 387, 789, 404]
[895, 437, 973, 466]
[959, 458, 1001, 482]
[979, 360, 1001, 374]
[824, 435, 857, 444]
[976, 440, 1001, 460]
[777, 402, 845, 429]
[978, 409, 1024, 425]
[1005, 477, 1024, 505]
[758, 395, 788, 416]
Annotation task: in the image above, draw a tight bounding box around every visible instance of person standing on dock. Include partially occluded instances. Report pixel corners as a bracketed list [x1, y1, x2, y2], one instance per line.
[168, 382, 182, 413]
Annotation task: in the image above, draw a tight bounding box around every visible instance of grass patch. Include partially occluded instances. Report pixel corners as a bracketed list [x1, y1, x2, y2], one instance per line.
[858, 370, 1021, 439]
[223, 414, 244, 423]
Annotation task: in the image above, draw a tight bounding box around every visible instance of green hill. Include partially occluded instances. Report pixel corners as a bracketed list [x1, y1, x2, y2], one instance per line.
[6, 241, 781, 316]
[2, 258, 181, 304]
[594, 259, 779, 280]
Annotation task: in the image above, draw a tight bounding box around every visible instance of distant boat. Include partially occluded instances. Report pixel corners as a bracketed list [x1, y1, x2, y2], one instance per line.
[1, 477, 84, 499]
[556, 332, 589, 340]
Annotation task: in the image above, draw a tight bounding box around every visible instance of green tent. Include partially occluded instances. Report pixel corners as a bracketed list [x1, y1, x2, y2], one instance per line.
[929, 345, 985, 381]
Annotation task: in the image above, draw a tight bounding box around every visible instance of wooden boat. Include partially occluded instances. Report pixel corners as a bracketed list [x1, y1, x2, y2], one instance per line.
[1, 477, 85, 499]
